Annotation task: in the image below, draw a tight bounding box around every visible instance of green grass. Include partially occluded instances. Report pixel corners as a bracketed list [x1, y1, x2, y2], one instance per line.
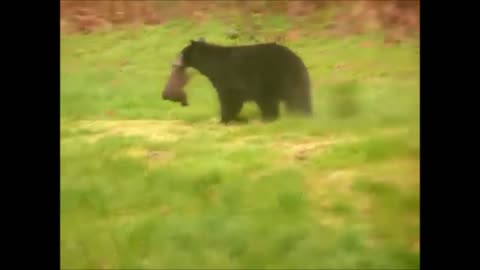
[61, 16, 419, 269]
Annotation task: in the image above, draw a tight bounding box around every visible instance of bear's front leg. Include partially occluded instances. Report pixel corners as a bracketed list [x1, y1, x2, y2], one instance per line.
[218, 91, 245, 124]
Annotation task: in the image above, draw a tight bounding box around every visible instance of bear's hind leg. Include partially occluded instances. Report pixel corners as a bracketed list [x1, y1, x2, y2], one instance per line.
[257, 98, 280, 122]
[285, 92, 313, 116]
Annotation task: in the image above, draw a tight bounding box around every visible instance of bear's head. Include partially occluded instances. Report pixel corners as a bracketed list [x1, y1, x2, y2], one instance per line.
[178, 37, 207, 67]
[161, 38, 206, 106]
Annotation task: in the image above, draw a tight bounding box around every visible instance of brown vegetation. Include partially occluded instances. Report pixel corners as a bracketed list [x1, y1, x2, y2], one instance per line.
[60, 0, 419, 41]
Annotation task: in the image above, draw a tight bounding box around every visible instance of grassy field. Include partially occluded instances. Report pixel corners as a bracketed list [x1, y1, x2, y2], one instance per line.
[61, 17, 419, 269]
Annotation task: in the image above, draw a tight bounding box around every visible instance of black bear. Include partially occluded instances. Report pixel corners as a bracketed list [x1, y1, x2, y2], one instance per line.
[162, 39, 313, 124]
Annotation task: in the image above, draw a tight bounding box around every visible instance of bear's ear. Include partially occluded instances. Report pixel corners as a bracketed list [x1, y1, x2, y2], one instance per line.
[190, 38, 205, 45]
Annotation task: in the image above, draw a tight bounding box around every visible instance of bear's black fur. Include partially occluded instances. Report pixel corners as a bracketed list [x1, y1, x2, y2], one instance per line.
[178, 40, 312, 124]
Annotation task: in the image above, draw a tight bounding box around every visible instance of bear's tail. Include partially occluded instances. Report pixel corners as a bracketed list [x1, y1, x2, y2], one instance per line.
[286, 92, 313, 116]
[286, 70, 313, 116]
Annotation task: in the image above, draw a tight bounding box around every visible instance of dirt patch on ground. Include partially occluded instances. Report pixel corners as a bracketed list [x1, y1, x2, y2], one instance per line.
[274, 127, 409, 162]
[118, 147, 175, 160]
[74, 119, 247, 143]
[76, 120, 193, 143]
[73, 120, 407, 146]
[306, 169, 358, 197]
[304, 158, 418, 198]
[113, 146, 176, 168]
[277, 136, 357, 162]
[68, 120, 413, 172]
[355, 158, 419, 190]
